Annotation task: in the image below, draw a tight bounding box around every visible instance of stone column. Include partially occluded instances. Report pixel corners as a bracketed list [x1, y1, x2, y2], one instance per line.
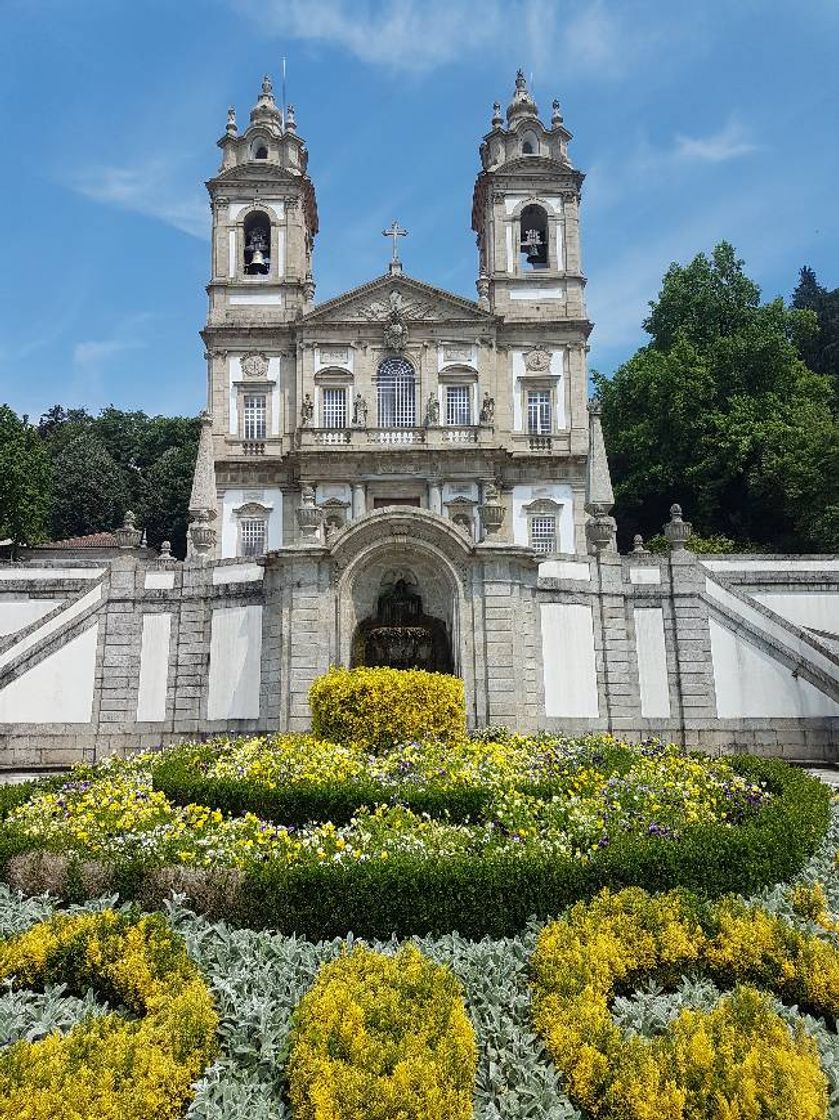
[351, 482, 366, 520]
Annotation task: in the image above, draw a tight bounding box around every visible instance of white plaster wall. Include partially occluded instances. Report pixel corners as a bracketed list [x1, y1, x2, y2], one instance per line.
[317, 483, 352, 506]
[630, 567, 661, 585]
[212, 564, 263, 585]
[505, 224, 514, 274]
[511, 483, 575, 552]
[0, 585, 102, 672]
[136, 614, 171, 721]
[753, 592, 839, 637]
[0, 600, 60, 637]
[634, 607, 671, 717]
[229, 293, 283, 306]
[510, 349, 566, 431]
[229, 200, 285, 221]
[207, 606, 262, 720]
[503, 194, 563, 216]
[0, 569, 103, 581]
[709, 617, 839, 717]
[0, 624, 97, 723]
[538, 560, 589, 580]
[144, 572, 175, 590]
[509, 284, 565, 301]
[220, 489, 283, 558]
[541, 603, 599, 717]
[228, 230, 236, 278]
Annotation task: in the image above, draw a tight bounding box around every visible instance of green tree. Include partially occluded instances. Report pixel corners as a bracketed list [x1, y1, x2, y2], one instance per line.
[791, 265, 839, 396]
[140, 443, 198, 557]
[595, 242, 839, 552]
[49, 430, 131, 541]
[0, 405, 52, 554]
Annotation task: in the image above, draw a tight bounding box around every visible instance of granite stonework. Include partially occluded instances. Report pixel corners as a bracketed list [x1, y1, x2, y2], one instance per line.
[3, 75, 838, 767]
[1, 521, 838, 768]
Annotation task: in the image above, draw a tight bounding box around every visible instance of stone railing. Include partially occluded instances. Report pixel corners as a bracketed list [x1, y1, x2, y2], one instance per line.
[295, 425, 495, 450]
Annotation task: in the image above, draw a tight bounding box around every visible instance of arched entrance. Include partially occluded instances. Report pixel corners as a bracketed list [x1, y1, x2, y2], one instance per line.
[350, 570, 452, 672]
[330, 508, 472, 678]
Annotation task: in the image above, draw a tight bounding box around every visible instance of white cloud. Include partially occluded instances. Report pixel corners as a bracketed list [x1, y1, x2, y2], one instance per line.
[68, 160, 208, 239]
[233, 0, 652, 78]
[72, 314, 153, 372]
[674, 120, 758, 163]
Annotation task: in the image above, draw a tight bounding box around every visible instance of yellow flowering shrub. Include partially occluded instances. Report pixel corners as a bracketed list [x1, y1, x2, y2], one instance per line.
[531, 887, 833, 1119]
[288, 944, 477, 1120]
[0, 910, 218, 1119]
[309, 667, 466, 752]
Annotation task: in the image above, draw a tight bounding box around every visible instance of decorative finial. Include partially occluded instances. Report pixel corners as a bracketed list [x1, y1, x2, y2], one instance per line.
[515, 68, 527, 89]
[382, 219, 408, 275]
[664, 503, 692, 551]
[261, 74, 273, 97]
[226, 106, 237, 136]
[491, 100, 502, 128]
[159, 540, 173, 560]
[551, 98, 563, 126]
[507, 68, 539, 124]
[631, 534, 649, 554]
[285, 103, 296, 132]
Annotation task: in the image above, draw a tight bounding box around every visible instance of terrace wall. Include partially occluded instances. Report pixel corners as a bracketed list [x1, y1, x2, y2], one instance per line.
[0, 510, 837, 769]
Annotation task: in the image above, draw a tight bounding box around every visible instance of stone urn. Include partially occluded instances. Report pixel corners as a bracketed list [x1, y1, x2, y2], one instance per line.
[479, 502, 505, 539]
[114, 511, 143, 550]
[664, 504, 692, 551]
[189, 518, 216, 556]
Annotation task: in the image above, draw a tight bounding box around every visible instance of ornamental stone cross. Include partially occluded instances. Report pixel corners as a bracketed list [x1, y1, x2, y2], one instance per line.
[382, 219, 408, 273]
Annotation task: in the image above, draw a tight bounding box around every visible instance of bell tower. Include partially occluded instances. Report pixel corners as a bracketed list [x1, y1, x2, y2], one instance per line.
[471, 71, 586, 324]
[205, 76, 318, 326]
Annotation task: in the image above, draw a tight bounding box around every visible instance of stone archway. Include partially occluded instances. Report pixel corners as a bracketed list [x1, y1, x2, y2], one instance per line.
[330, 508, 472, 678]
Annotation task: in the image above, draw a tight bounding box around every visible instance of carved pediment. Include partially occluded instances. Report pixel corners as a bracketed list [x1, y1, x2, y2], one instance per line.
[300, 275, 493, 327]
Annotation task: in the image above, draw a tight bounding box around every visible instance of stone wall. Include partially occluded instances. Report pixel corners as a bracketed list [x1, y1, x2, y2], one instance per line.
[1, 510, 837, 769]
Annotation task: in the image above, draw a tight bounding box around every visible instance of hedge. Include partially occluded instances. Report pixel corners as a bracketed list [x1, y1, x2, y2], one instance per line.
[0, 758, 829, 939]
[309, 666, 466, 751]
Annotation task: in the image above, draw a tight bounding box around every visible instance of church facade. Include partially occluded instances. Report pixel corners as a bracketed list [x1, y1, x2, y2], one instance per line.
[0, 75, 837, 768]
[193, 72, 592, 565]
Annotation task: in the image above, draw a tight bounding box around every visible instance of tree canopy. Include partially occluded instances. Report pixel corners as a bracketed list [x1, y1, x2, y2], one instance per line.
[0, 404, 199, 558]
[595, 242, 839, 553]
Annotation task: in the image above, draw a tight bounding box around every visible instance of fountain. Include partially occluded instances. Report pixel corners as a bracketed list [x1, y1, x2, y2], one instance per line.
[351, 575, 452, 672]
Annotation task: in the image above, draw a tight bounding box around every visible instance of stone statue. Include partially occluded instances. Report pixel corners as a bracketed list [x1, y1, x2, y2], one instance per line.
[383, 292, 409, 351]
[300, 393, 314, 427]
[425, 393, 440, 426]
[352, 392, 368, 428]
[479, 392, 495, 424]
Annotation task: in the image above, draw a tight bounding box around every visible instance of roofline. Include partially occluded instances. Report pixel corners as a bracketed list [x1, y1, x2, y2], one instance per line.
[299, 272, 493, 323]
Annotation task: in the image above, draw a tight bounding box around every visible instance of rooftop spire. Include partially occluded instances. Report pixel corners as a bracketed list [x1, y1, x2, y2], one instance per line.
[250, 73, 282, 127]
[506, 68, 539, 125]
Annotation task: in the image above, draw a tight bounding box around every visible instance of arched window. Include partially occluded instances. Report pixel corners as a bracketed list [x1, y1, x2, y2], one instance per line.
[521, 130, 539, 155]
[377, 356, 416, 428]
[520, 203, 548, 270]
[243, 211, 271, 275]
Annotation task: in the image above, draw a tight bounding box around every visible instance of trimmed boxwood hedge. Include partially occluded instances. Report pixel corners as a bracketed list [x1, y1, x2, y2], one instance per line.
[0, 758, 830, 939]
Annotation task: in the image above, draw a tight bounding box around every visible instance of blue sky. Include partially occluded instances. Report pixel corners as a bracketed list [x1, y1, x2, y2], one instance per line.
[1, 0, 838, 420]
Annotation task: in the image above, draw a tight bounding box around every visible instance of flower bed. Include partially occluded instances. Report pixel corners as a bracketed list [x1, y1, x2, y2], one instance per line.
[0, 908, 218, 1119]
[531, 886, 839, 1118]
[0, 801, 838, 1120]
[0, 733, 829, 937]
[288, 944, 477, 1119]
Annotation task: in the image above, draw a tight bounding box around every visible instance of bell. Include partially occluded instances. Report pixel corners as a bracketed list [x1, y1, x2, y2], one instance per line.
[250, 248, 266, 270]
[522, 228, 543, 263]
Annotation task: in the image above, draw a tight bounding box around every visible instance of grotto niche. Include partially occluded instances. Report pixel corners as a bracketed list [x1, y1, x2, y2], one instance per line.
[350, 572, 452, 673]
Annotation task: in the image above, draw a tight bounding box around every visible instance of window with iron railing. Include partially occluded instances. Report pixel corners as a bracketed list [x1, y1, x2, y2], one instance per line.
[240, 518, 267, 557]
[321, 386, 347, 428]
[445, 385, 471, 426]
[243, 394, 267, 440]
[377, 356, 416, 427]
[530, 515, 557, 554]
[527, 389, 552, 434]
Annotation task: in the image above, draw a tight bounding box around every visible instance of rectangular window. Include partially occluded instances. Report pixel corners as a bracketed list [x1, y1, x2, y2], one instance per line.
[527, 390, 552, 434]
[240, 518, 266, 557]
[530, 515, 557, 554]
[321, 387, 347, 429]
[243, 394, 267, 440]
[445, 385, 471, 426]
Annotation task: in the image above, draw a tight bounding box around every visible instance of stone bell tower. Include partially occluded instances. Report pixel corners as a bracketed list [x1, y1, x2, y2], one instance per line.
[471, 70, 587, 324]
[205, 75, 319, 327]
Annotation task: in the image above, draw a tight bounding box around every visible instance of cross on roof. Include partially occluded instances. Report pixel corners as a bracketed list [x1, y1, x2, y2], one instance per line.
[382, 219, 408, 270]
